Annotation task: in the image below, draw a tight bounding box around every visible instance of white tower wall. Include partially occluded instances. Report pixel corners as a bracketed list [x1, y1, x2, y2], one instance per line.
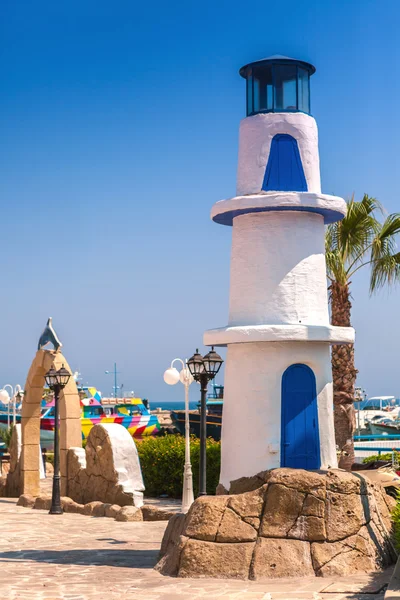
[228, 211, 329, 326]
[219, 341, 337, 489]
[236, 113, 321, 196]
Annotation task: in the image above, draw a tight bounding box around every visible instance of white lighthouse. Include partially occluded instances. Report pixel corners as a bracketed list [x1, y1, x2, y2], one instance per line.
[204, 56, 355, 489]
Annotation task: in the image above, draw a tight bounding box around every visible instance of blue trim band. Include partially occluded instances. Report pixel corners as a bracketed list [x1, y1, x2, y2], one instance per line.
[212, 205, 345, 226]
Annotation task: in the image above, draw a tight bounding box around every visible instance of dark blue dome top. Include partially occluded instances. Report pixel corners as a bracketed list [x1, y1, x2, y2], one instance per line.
[240, 55, 315, 116]
[239, 55, 316, 78]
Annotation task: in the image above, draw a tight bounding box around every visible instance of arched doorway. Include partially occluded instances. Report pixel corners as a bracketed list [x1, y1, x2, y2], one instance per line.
[21, 349, 82, 496]
[281, 363, 320, 469]
[262, 133, 308, 192]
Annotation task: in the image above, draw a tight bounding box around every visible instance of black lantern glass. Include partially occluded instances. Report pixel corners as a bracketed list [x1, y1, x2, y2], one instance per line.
[45, 368, 58, 389]
[202, 347, 223, 379]
[187, 349, 205, 382]
[57, 365, 71, 388]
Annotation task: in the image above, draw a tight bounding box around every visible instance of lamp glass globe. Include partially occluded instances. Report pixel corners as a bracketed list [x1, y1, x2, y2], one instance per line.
[163, 368, 180, 385]
[180, 368, 193, 385]
[0, 389, 10, 404]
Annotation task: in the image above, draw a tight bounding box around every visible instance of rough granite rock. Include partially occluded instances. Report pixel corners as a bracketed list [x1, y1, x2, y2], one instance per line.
[63, 499, 84, 514]
[183, 496, 227, 541]
[83, 501, 105, 516]
[216, 483, 229, 495]
[141, 505, 176, 521]
[260, 483, 305, 537]
[156, 468, 395, 580]
[251, 538, 315, 579]
[156, 513, 187, 577]
[159, 513, 187, 560]
[115, 506, 143, 522]
[178, 539, 255, 579]
[326, 469, 363, 495]
[17, 494, 36, 508]
[216, 507, 258, 542]
[325, 490, 365, 541]
[105, 504, 121, 518]
[311, 525, 385, 576]
[268, 468, 326, 499]
[33, 495, 52, 510]
[229, 471, 270, 495]
[228, 486, 265, 518]
[6, 424, 22, 497]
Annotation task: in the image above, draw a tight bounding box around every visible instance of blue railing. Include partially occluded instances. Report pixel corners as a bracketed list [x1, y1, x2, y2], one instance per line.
[354, 434, 400, 440]
[354, 447, 400, 455]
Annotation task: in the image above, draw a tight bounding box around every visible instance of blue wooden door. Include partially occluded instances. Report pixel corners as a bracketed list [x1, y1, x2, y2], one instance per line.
[262, 134, 308, 192]
[281, 364, 320, 469]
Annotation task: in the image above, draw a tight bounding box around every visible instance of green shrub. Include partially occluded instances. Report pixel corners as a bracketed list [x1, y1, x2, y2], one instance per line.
[45, 452, 54, 466]
[0, 425, 14, 450]
[136, 434, 221, 497]
[392, 492, 400, 552]
[362, 452, 400, 464]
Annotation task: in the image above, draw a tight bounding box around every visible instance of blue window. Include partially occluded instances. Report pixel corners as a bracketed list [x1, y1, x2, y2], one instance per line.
[281, 364, 320, 470]
[262, 134, 307, 192]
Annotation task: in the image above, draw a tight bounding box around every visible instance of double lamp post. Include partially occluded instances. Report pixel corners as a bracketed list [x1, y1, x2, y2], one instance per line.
[164, 346, 223, 509]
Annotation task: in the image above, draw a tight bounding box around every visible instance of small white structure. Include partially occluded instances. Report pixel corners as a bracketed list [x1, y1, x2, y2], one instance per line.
[204, 56, 354, 488]
[67, 423, 145, 507]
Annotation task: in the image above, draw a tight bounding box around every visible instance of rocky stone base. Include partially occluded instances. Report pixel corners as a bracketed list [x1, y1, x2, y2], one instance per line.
[17, 493, 176, 522]
[156, 468, 397, 580]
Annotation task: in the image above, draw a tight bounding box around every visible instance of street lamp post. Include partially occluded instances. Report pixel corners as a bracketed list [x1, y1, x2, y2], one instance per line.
[45, 365, 71, 515]
[187, 347, 223, 496]
[0, 384, 23, 427]
[0, 386, 12, 427]
[13, 385, 23, 426]
[163, 359, 194, 513]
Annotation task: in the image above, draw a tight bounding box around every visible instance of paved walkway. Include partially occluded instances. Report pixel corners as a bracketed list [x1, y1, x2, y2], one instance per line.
[0, 499, 393, 600]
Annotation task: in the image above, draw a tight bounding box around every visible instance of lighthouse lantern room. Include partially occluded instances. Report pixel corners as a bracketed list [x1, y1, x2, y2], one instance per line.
[204, 56, 355, 489]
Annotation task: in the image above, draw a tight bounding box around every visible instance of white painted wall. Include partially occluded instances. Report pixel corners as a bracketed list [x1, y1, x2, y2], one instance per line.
[101, 423, 145, 507]
[236, 112, 321, 196]
[228, 211, 329, 326]
[219, 341, 337, 489]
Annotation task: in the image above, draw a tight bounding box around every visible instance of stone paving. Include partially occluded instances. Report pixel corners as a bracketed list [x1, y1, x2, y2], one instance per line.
[0, 498, 394, 600]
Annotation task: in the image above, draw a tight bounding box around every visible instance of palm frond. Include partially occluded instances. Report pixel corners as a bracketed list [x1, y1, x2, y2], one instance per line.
[326, 194, 400, 294]
[370, 252, 400, 293]
[339, 194, 381, 263]
[371, 213, 400, 262]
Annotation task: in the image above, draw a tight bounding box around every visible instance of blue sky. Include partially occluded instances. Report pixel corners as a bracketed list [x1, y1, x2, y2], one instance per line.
[1, 0, 399, 402]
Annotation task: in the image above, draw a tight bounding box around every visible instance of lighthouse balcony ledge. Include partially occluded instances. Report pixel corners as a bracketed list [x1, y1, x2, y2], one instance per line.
[211, 191, 346, 226]
[203, 323, 355, 347]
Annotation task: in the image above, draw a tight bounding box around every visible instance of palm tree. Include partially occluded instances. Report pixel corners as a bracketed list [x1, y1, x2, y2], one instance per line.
[326, 194, 400, 470]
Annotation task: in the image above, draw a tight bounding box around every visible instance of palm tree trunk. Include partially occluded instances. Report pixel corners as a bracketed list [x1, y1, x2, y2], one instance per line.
[330, 281, 358, 470]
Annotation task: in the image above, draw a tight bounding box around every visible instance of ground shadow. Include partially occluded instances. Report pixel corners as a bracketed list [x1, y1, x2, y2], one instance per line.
[313, 567, 395, 598]
[0, 548, 159, 569]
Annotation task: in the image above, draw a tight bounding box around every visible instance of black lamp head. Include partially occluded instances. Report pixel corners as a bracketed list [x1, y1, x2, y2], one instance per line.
[202, 346, 223, 380]
[187, 349, 205, 382]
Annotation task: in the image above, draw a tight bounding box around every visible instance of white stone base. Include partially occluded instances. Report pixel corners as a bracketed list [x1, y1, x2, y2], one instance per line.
[219, 341, 338, 489]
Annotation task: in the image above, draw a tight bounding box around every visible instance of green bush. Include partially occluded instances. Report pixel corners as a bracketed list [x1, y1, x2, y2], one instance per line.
[392, 492, 400, 552]
[0, 425, 14, 450]
[362, 452, 400, 464]
[136, 434, 221, 498]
